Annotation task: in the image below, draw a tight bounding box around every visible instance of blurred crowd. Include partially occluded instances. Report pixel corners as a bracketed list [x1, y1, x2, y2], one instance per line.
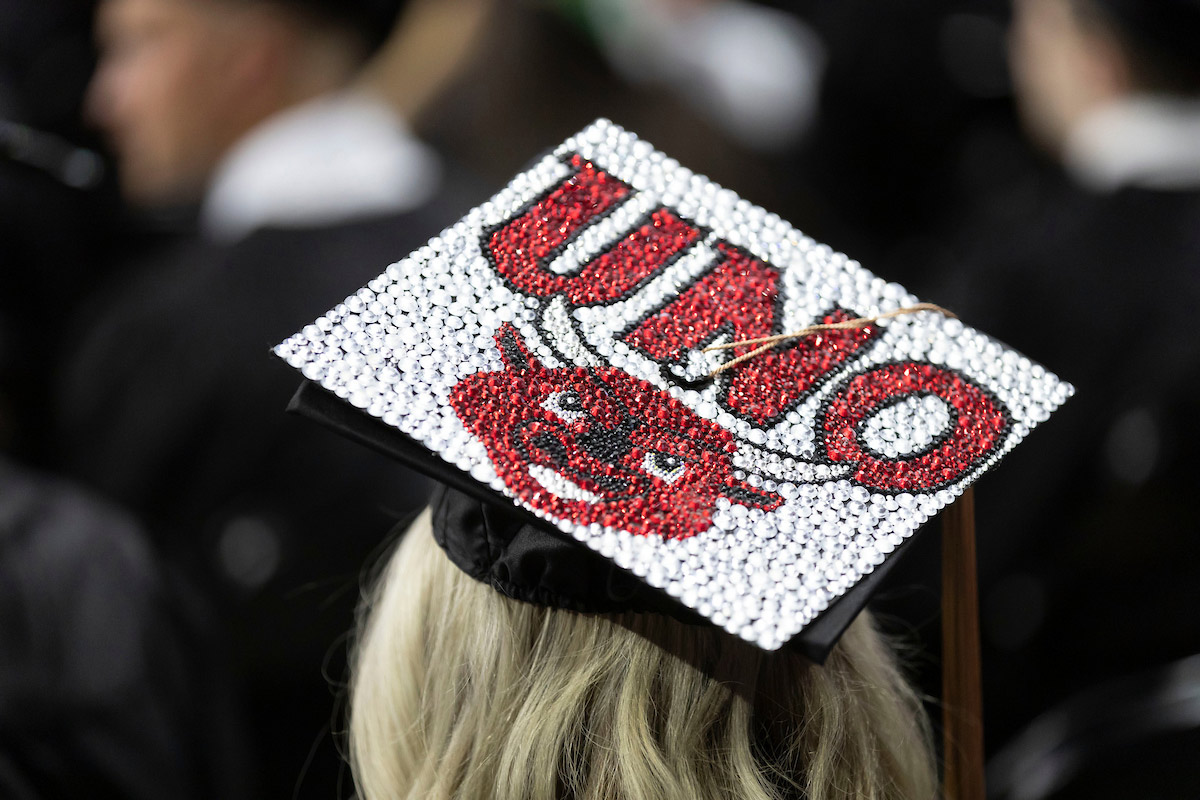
[1, 0, 1198, 797]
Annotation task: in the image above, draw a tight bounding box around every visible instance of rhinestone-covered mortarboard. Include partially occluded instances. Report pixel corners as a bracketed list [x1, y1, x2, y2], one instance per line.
[275, 119, 1072, 652]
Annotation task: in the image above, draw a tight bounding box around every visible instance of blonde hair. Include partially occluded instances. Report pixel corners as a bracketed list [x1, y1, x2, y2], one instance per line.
[349, 509, 938, 800]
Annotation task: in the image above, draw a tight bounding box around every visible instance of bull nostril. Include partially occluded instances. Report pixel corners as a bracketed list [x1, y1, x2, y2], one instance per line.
[527, 430, 630, 494]
[530, 432, 569, 466]
[593, 473, 630, 493]
[577, 416, 639, 464]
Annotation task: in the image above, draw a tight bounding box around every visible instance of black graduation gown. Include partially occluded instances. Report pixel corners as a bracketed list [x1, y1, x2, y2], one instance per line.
[0, 457, 250, 800]
[934, 176, 1200, 763]
[52, 189, 478, 796]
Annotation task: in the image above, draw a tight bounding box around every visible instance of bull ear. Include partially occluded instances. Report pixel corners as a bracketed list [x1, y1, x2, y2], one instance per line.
[723, 476, 784, 512]
[495, 323, 540, 372]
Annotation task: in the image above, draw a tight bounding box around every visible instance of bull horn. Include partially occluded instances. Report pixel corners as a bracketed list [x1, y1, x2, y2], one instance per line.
[734, 441, 852, 484]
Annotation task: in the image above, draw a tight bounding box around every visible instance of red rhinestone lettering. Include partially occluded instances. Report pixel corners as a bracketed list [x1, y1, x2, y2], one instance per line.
[823, 363, 1009, 492]
[488, 155, 701, 305]
[624, 244, 879, 425]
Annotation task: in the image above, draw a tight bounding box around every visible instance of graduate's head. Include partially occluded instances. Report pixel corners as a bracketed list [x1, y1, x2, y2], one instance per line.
[267, 118, 1072, 800]
[1009, 0, 1200, 153]
[86, 0, 404, 206]
[348, 509, 938, 800]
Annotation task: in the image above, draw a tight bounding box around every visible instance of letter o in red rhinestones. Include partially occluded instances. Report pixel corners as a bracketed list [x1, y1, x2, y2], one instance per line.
[822, 362, 1009, 492]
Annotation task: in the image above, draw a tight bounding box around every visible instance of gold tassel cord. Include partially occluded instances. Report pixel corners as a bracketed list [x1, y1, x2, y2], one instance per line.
[702, 303, 957, 378]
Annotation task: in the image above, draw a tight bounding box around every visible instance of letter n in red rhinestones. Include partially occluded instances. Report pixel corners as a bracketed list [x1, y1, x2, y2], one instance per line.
[622, 243, 881, 426]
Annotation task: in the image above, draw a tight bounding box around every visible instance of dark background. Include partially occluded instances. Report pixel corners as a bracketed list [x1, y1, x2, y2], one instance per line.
[2, 0, 1197, 797]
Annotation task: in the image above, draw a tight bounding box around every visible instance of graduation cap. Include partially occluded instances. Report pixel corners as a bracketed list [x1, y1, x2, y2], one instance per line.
[275, 118, 1071, 794]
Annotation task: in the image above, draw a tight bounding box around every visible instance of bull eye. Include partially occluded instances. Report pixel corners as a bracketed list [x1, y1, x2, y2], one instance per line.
[542, 390, 586, 422]
[643, 451, 686, 484]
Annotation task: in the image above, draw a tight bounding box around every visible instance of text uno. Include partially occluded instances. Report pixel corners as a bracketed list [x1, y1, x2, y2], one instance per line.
[486, 154, 879, 428]
[484, 154, 1012, 494]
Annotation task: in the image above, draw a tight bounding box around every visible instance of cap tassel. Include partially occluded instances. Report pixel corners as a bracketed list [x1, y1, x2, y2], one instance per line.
[941, 486, 985, 800]
[702, 302, 957, 378]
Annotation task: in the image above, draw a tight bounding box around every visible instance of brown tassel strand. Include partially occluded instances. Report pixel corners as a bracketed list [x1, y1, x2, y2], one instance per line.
[942, 486, 986, 800]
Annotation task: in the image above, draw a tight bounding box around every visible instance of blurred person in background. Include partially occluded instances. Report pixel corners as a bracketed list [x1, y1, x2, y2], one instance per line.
[0, 0, 111, 461]
[0, 456, 251, 800]
[2, 6, 250, 796]
[54, 0, 486, 793]
[572, 0, 826, 154]
[1009, 0, 1200, 190]
[925, 0, 1200, 794]
[413, 0, 830, 233]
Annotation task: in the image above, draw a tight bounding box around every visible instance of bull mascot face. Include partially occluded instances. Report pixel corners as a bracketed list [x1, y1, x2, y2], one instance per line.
[449, 324, 783, 540]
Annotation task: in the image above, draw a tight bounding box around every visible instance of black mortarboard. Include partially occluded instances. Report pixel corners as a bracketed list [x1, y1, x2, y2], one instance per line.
[275, 119, 1072, 659]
